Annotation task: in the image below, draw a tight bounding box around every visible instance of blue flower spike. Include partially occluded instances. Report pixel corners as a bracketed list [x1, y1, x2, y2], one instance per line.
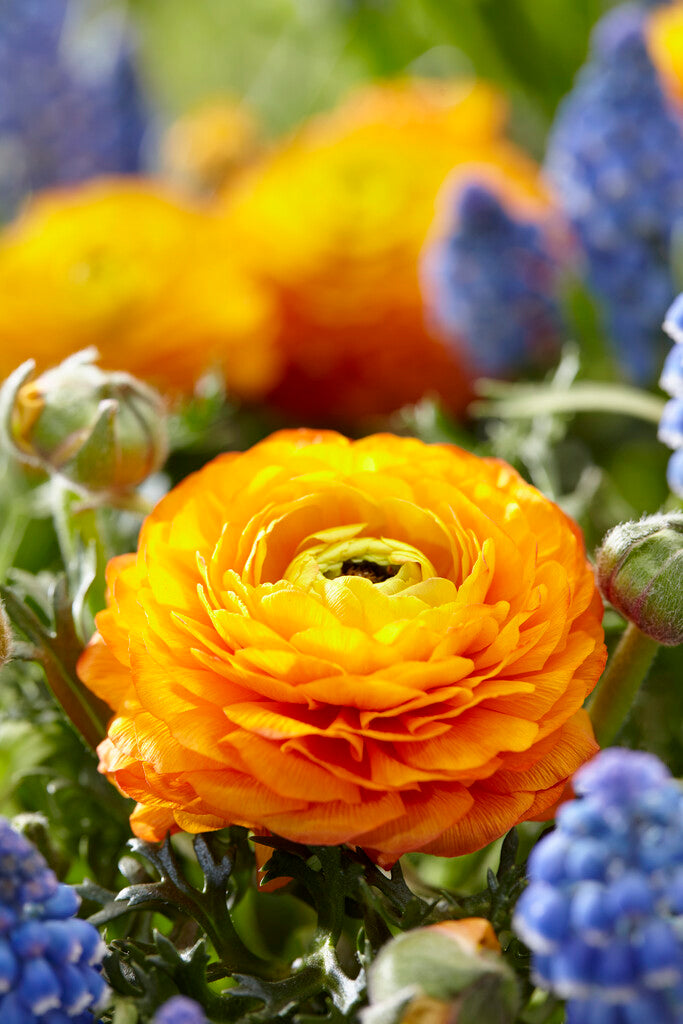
[423, 180, 563, 378]
[0, 0, 147, 219]
[546, 3, 683, 383]
[514, 748, 683, 1024]
[0, 817, 107, 1023]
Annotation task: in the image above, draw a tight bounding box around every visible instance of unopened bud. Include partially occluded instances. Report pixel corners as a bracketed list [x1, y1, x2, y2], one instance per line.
[362, 919, 519, 1024]
[1, 349, 168, 495]
[596, 513, 683, 645]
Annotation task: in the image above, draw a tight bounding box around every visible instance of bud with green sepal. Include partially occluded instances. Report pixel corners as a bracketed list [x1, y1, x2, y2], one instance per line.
[0, 348, 168, 497]
[589, 512, 683, 746]
[361, 919, 519, 1024]
[596, 512, 683, 646]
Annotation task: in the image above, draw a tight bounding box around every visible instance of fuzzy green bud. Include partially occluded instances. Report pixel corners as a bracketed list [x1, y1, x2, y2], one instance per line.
[362, 920, 519, 1024]
[596, 513, 683, 646]
[1, 349, 168, 495]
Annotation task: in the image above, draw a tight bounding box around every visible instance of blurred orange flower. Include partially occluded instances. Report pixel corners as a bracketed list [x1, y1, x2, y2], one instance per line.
[0, 178, 279, 400]
[78, 430, 605, 865]
[648, 1, 683, 106]
[161, 98, 263, 196]
[218, 79, 553, 423]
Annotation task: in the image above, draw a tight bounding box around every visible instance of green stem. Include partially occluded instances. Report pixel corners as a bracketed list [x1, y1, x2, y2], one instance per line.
[470, 382, 666, 424]
[588, 622, 661, 747]
[50, 479, 110, 640]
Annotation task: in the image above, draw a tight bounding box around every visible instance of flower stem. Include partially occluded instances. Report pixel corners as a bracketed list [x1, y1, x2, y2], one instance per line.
[588, 622, 661, 747]
[470, 381, 666, 423]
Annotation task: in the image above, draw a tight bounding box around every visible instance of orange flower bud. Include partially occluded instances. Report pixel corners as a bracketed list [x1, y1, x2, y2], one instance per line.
[364, 919, 518, 1024]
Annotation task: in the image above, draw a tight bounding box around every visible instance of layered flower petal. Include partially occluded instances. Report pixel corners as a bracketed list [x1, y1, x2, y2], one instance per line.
[78, 430, 606, 864]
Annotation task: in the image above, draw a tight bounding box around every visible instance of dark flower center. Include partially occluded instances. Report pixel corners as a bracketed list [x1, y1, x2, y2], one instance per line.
[339, 559, 399, 583]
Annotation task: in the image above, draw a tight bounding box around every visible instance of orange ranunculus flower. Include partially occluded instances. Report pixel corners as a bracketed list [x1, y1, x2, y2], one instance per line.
[218, 79, 553, 424]
[0, 178, 279, 400]
[77, 430, 606, 866]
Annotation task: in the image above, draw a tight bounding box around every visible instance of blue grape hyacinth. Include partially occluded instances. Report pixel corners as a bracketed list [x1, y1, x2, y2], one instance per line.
[513, 748, 683, 1023]
[0, 0, 147, 220]
[153, 995, 208, 1024]
[660, 293, 683, 496]
[545, 2, 683, 384]
[422, 182, 563, 378]
[0, 817, 107, 1023]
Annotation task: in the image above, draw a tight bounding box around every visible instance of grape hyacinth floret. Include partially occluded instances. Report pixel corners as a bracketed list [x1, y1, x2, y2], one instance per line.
[0, 817, 107, 1023]
[513, 748, 683, 1023]
[422, 182, 563, 377]
[152, 995, 209, 1024]
[0, 0, 147, 219]
[660, 293, 683, 496]
[545, 3, 683, 383]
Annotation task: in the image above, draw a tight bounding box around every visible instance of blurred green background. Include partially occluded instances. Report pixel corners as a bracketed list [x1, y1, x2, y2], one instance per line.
[130, 0, 619, 149]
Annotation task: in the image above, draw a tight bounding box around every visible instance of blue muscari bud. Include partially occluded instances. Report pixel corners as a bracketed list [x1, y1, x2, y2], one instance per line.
[513, 748, 683, 1022]
[545, 3, 683, 383]
[664, 293, 683, 345]
[152, 995, 208, 1024]
[423, 182, 563, 378]
[0, 817, 106, 1023]
[658, 398, 683, 449]
[569, 882, 614, 945]
[0, 937, 19, 990]
[660, 345, 683, 397]
[661, 294, 683, 494]
[17, 958, 61, 1016]
[563, 838, 610, 882]
[0, 0, 147, 220]
[39, 887, 81, 922]
[667, 446, 683, 496]
[605, 872, 654, 918]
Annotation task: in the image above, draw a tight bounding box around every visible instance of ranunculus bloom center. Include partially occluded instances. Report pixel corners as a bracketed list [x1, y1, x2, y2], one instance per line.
[284, 526, 435, 593]
[78, 430, 606, 866]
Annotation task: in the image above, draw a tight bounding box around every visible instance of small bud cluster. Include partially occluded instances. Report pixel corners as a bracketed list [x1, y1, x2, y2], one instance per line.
[0, 817, 107, 1022]
[514, 749, 683, 1024]
[545, 3, 683, 383]
[660, 292, 683, 496]
[423, 182, 563, 377]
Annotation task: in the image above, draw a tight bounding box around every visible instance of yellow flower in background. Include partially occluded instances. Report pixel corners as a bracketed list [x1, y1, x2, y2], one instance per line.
[0, 178, 280, 400]
[218, 78, 553, 424]
[78, 430, 605, 866]
[647, 1, 683, 105]
[161, 98, 263, 196]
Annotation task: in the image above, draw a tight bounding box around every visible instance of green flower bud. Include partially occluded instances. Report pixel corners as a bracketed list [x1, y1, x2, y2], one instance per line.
[596, 513, 683, 646]
[362, 920, 519, 1024]
[1, 349, 168, 495]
